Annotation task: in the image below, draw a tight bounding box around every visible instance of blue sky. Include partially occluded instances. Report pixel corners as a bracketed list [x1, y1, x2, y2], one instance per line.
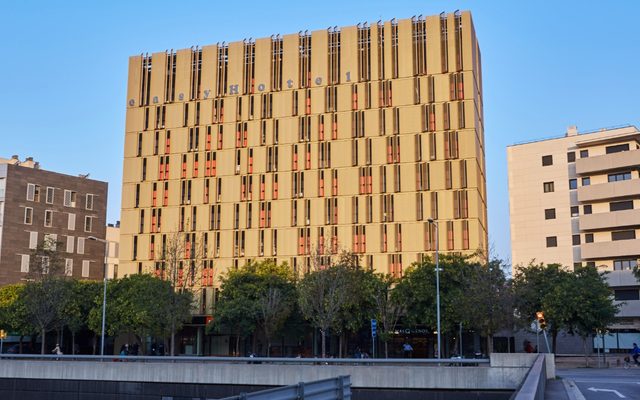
[1, 1, 639, 263]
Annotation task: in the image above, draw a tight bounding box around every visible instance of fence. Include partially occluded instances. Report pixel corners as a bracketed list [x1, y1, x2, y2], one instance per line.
[217, 376, 351, 400]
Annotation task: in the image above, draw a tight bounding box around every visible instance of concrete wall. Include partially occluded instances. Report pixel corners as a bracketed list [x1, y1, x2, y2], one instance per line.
[0, 359, 530, 390]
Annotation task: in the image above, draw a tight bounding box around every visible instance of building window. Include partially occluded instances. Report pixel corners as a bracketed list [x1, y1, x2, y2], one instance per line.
[572, 235, 580, 246]
[24, 207, 33, 224]
[614, 259, 638, 271]
[570, 206, 579, 217]
[82, 260, 90, 278]
[606, 144, 629, 154]
[64, 190, 77, 207]
[546, 236, 557, 247]
[614, 289, 639, 301]
[610, 201, 634, 212]
[585, 233, 594, 243]
[569, 179, 577, 190]
[608, 172, 632, 182]
[84, 216, 92, 233]
[29, 232, 38, 249]
[580, 149, 588, 158]
[541, 155, 553, 166]
[612, 230, 636, 241]
[86, 194, 94, 210]
[65, 259, 73, 276]
[544, 208, 556, 220]
[543, 182, 554, 193]
[20, 254, 30, 273]
[581, 177, 590, 186]
[44, 210, 53, 227]
[584, 205, 592, 215]
[567, 152, 575, 162]
[45, 187, 55, 204]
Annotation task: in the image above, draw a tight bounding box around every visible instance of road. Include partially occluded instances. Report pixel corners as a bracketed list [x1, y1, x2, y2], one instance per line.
[558, 368, 640, 400]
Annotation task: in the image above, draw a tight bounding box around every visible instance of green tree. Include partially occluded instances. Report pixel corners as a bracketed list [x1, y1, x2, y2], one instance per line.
[372, 274, 404, 358]
[60, 280, 102, 354]
[211, 260, 296, 356]
[0, 284, 32, 352]
[512, 262, 572, 353]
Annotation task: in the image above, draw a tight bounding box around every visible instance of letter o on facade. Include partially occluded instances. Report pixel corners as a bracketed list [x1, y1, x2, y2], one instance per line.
[315, 77, 322, 85]
[178, 93, 184, 101]
[257, 83, 266, 92]
[128, 99, 135, 106]
[153, 96, 159, 104]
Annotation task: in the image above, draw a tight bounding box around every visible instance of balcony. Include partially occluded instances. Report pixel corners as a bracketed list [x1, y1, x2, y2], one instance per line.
[576, 149, 640, 175]
[614, 300, 640, 318]
[606, 270, 638, 288]
[579, 209, 640, 231]
[577, 179, 640, 202]
[581, 238, 640, 260]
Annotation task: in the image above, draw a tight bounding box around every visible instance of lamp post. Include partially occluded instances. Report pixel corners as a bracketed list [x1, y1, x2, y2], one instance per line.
[87, 236, 108, 356]
[427, 218, 441, 359]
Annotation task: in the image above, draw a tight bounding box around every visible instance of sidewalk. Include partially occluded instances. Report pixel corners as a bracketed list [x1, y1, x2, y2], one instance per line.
[545, 379, 570, 400]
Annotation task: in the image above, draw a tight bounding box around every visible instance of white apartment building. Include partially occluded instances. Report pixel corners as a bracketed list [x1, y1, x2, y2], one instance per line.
[508, 125, 640, 347]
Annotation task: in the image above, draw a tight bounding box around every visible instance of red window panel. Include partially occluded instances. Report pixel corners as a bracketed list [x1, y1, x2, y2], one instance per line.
[319, 121, 325, 141]
[248, 177, 253, 201]
[260, 181, 265, 200]
[151, 215, 157, 233]
[292, 151, 298, 170]
[367, 175, 373, 194]
[158, 161, 164, 180]
[206, 158, 211, 177]
[217, 130, 223, 150]
[298, 234, 305, 255]
[305, 234, 311, 255]
[202, 269, 209, 286]
[305, 149, 311, 169]
[178, 269, 184, 287]
[457, 76, 464, 99]
[181, 161, 187, 179]
[360, 233, 366, 253]
[204, 184, 209, 203]
[305, 97, 311, 115]
[241, 182, 246, 201]
[243, 127, 248, 147]
[319, 178, 324, 197]
[236, 129, 242, 148]
[387, 143, 393, 163]
[248, 155, 253, 174]
[164, 160, 170, 179]
[387, 84, 393, 106]
[332, 176, 338, 196]
[353, 233, 359, 252]
[211, 157, 217, 176]
[266, 205, 272, 227]
[318, 235, 325, 254]
[332, 204, 338, 224]
[163, 189, 169, 206]
[331, 235, 338, 253]
[206, 131, 212, 151]
[193, 159, 199, 178]
[382, 232, 388, 252]
[352, 92, 358, 110]
[429, 109, 436, 132]
[208, 268, 214, 286]
[273, 180, 279, 199]
[165, 136, 171, 153]
[259, 209, 266, 228]
[332, 120, 338, 140]
[185, 241, 192, 259]
[152, 190, 157, 207]
[359, 174, 366, 194]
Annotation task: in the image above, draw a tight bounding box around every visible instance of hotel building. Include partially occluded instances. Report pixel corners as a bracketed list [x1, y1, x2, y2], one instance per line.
[120, 11, 487, 313]
[508, 125, 640, 342]
[0, 156, 108, 285]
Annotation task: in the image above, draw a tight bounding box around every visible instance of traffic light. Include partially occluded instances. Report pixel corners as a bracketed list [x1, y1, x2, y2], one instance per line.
[0, 329, 6, 339]
[536, 311, 547, 330]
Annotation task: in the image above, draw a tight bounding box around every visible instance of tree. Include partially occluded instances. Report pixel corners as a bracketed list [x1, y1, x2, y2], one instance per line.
[211, 260, 296, 356]
[60, 280, 102, 354]
[0, 284, 32, 352]
[512, 262, 573, 353]
[22, 238, 70, 354]
[158, 229, 205, 356]
[545, 266, 618, 365]
[461, 259, 514, 354]
[372, 274, 404, 358]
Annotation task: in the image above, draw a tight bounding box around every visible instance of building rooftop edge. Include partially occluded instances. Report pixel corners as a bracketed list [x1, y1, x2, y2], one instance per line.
[507, 124, 638, 148]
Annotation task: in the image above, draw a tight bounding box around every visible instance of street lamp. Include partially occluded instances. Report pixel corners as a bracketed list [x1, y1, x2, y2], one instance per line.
[87, 236, 108, 356]
[427, 218, 441, 359]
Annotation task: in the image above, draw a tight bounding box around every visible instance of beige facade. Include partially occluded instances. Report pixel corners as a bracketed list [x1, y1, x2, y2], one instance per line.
[120, 11, 487, 291]
[508, 125, 640, 329]
[106, 223, 120, 279]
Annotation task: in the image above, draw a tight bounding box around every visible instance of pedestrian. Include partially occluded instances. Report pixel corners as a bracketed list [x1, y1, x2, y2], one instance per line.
[402, 341, 413, 358]
[524, 340, 534, 353]
[631, 343, 640, 365]
[52, 344, 63, 356]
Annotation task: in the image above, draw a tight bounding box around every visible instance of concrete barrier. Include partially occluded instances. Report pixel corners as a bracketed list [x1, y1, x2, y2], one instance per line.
[490, 353, 555, 379]
[510, 355, 547, 400]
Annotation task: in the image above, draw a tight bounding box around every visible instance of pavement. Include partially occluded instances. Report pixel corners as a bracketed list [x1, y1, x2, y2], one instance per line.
[547, 368, 640, 400]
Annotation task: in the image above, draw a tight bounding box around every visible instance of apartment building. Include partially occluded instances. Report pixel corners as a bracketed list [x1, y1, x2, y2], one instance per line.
[508, 125, 640, 343]
[121, 11, 487, 294]
[0, 156, 108, 285]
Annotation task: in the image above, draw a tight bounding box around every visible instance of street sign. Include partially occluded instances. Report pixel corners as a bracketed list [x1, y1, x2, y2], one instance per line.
[371, 319, 377, 337]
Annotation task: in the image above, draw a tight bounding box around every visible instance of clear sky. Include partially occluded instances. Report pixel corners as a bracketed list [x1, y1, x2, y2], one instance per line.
[1, 0, 638, 263]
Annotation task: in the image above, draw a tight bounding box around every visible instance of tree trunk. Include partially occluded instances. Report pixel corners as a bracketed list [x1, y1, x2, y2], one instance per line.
[487, 334, 494, 355]
[235, 335, 240, 356]
[551, 329, 558, 354]
[72, 332, 76, 354]
[170, 321, 176, 356]
[40, 328, 46, 354]
[19, 336, 24, 354]
[321, 329, 326, 358]
[384, 340, 388, 358]
[92, 334, 97, 355]
[583, 337, 590, 367]
[338, 333, 343, 358]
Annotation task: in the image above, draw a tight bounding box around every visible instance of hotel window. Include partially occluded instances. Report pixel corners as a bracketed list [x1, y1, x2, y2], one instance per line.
[585, 233, 594, 243]
[391, 19, 398, 78]
[430, 192, 439, 219]
[446, 221, 454, 250]
[358, 25, 371, 81]
[544, 208, 556, 220]
[216, 45, 228, 97]
[352, 197, 359, 224]
[612, 230, 636, 241]
[580, 149, 589, 158]
[272, 229, 278, 256]
[444, 161, 452, 189]
[183, 103, 189, 127]
[299, 33, 312, 88]
[569, 179, 577, 190]
[379, 109, 386, 135]
[440, 13, 448, 73]
[165, 51, 177, 102]
[165, 131, 171, 153]
[44, 210, 53, 227]
[546, 236, 558, 248]
[66, 235, 74, 253]
[608, 172, 632, 182]
[416, 193, 424, 220]
[584, 204, 592, 215]
[460, 160, 467, 188]
[462, 220, 469, 250]
[610, 200, 634, 212]
[26, 183, 36, 201]
[444, 131, 459, 159]
[394, 165, 401, 192]
[412, 16, 427, 75]
[543, 182, 554, 193]
[541, 155, 553, 166]
[449, 73, 464, 100]
[570, 206, 579, 217]
[572, 235, 580, 246]
[606, 144, 630, 154]
[443, 103, 451, 130]
[140, 55, 152, 106]
[243, 41, 255, 95]
[454, 11, 463, 70]
[423, 104, 436, 132]
[581, 177, 590, 186]
[567, 152, 576, 162]
[291, 200, 298, 226]
[271, 37, 283, 91]
[190, 48, 202, 100]
[457, 101, 465, 129]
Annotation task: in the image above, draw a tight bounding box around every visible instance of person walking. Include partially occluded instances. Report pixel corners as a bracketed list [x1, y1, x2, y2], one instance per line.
[631, 343, 640, 365]
[402, 341, 414, 358]
[52, 344, 63, 356]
